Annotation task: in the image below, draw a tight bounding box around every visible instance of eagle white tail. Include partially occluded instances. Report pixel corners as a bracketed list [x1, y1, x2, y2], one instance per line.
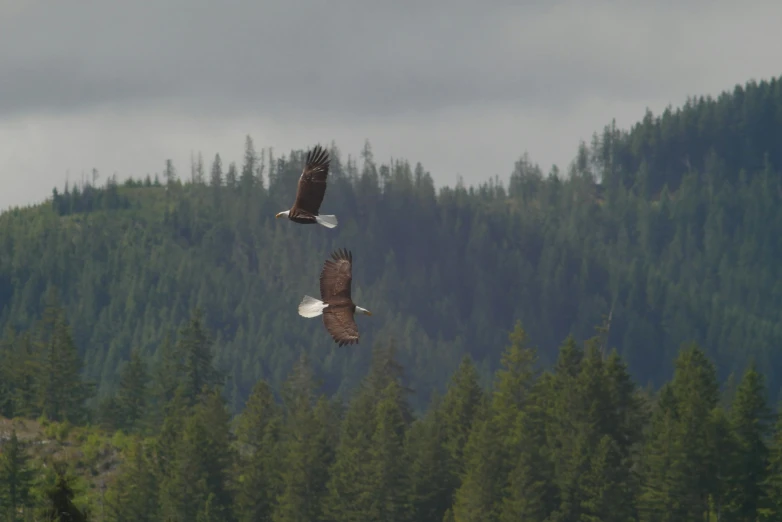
[315, 214, 338, 228]
[298, 295, 328, 318]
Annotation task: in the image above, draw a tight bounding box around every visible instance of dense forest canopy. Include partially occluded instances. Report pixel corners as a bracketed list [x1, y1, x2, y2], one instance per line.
[2, 73, 782, 521]
[2, 304, 782, 521]
[1, 75, 782, 415]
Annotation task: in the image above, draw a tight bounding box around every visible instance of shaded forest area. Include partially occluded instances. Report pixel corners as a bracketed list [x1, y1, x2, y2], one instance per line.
[3, 74, 782, 518]
[1, 300, 782, 521]
[2, 77, 782, 411]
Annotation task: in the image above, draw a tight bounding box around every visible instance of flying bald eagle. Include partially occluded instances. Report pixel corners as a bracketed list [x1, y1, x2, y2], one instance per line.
[298, 248, 372, 346]
[275, 145, 338, 228]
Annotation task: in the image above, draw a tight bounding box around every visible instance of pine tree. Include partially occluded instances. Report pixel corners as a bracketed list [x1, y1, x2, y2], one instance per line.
[499, 413, 554, 522]
[151, 385, 190, 486]
[367, 380, 412, 522]
[725, 362, 773, 520]
[0, 326, 16, 418]
[639, 343, 721, 521]
[325, 342, 411, 522]
[114, 347, 150, 433]
[210, 153, 223, 187]
[406, 399, 452, 522]
[158, 386, 236, 522]
[226, 162, 238, 189]
[150, 332, 182, 422]
[709, 406, 736, 521]
[178, 308, 221, 405]
[10, 331, 40, 418]
[438, 355, 485, 505]
[38, 463, 89, 522]
[671, 343, 721, 519]
[273, 356, 336, 522]
[579, 435, 633, 522]
[234, 380, 283, 522]
[764, 408, 782, 519]
[491, 321, 539, 435]
[0, 430, 35, 521]
[164, 159, 177, 185]
[35, 303, 91, 424]
[451, 417, 503, 522]
[324, 383, 377, 521]
[240, 135, 257, 192]
[365, 340, 414, 424]
[453, 321, 549, 522]
[195, 151, 205, 184]
[638, 385, 688, 522]
[104, 437, 159, 522]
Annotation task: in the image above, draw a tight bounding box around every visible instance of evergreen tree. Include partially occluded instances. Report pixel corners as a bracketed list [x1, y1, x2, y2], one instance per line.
[273, 356, 335, 522]
[104, 437, 159, 522]
[325, 342, 411, 522]
[725, 362, 773, 520]
[0, 326, 15, 418]
[234, 380, 282, 522]
[226, 162, 238, 189]
[491, 321, 539, 435]
[178, 308, 222, 405]
[406, 398, 452, 522]
[158, 386, 236, 522]
[367, 380, 412, 522]
[499, 412, 554, 522]
[35, 301, 91, 424]
[240, 135, 257, 192]
[150, 332, 182, 422]
[114, 347, 150, 433]
[638, 385, 688, 521]
[438, 354, 485, 504]
[451, 417, 503, 522]
[164, 159, 177, 185]
[38, 464, 89, 522]
[639, 343, 721, 521]
[0, 430, 35, 521]
[210, 153, 223, 187]
[195, 151, 205, 184]
[764, 407, 782, 519]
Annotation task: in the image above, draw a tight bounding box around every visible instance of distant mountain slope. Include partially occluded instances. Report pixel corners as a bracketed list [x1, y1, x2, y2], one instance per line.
[2, 75, 782, 410]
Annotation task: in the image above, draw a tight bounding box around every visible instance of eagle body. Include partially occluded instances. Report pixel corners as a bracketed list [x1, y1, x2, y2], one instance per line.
[276, 145, 338, 228]
[298, 248, 371, 346]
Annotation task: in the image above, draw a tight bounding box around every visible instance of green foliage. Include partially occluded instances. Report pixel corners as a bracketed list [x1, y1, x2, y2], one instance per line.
[725, 363, 774, 520]
[7, 78, 782, 414]
[2, 310, 782, 520]
[273, 357, 335, 522]
[0, 430, 35, 520]
[104, 437, 159, 522]
[233, 383, 282, 522]
[2, 73, 782, 520]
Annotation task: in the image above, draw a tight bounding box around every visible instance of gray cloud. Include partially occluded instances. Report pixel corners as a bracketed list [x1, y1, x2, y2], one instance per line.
[2, 0, 766, 120]
[1, 0, 781, 210]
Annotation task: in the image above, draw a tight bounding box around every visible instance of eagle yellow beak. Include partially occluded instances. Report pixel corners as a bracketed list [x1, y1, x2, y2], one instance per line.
[365, 310, 373, 316]
[275, 212, 283, 219]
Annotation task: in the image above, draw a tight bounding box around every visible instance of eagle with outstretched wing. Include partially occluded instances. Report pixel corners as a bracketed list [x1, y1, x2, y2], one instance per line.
[297, 248, 372, 346]
[275, 145, 338, 228]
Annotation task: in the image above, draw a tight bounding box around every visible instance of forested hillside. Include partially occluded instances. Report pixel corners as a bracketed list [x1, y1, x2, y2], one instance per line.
[2, 304, 782, 521]
[2, 75, 782, 413]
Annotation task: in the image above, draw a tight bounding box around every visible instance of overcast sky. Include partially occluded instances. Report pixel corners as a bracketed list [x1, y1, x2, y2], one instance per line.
[1, 0, 781, 210]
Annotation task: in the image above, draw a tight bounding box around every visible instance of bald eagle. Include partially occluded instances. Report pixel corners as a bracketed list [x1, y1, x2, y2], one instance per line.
[298, 248, 372, 346]
[275, 145, 338, 228]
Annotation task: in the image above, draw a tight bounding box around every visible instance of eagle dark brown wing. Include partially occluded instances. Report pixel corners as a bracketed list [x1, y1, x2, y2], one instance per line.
[319, 248, 353, 305]
[323, 308, 360, 346]
[319, 249, 359, 346]
[291, 145, 330, 219]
